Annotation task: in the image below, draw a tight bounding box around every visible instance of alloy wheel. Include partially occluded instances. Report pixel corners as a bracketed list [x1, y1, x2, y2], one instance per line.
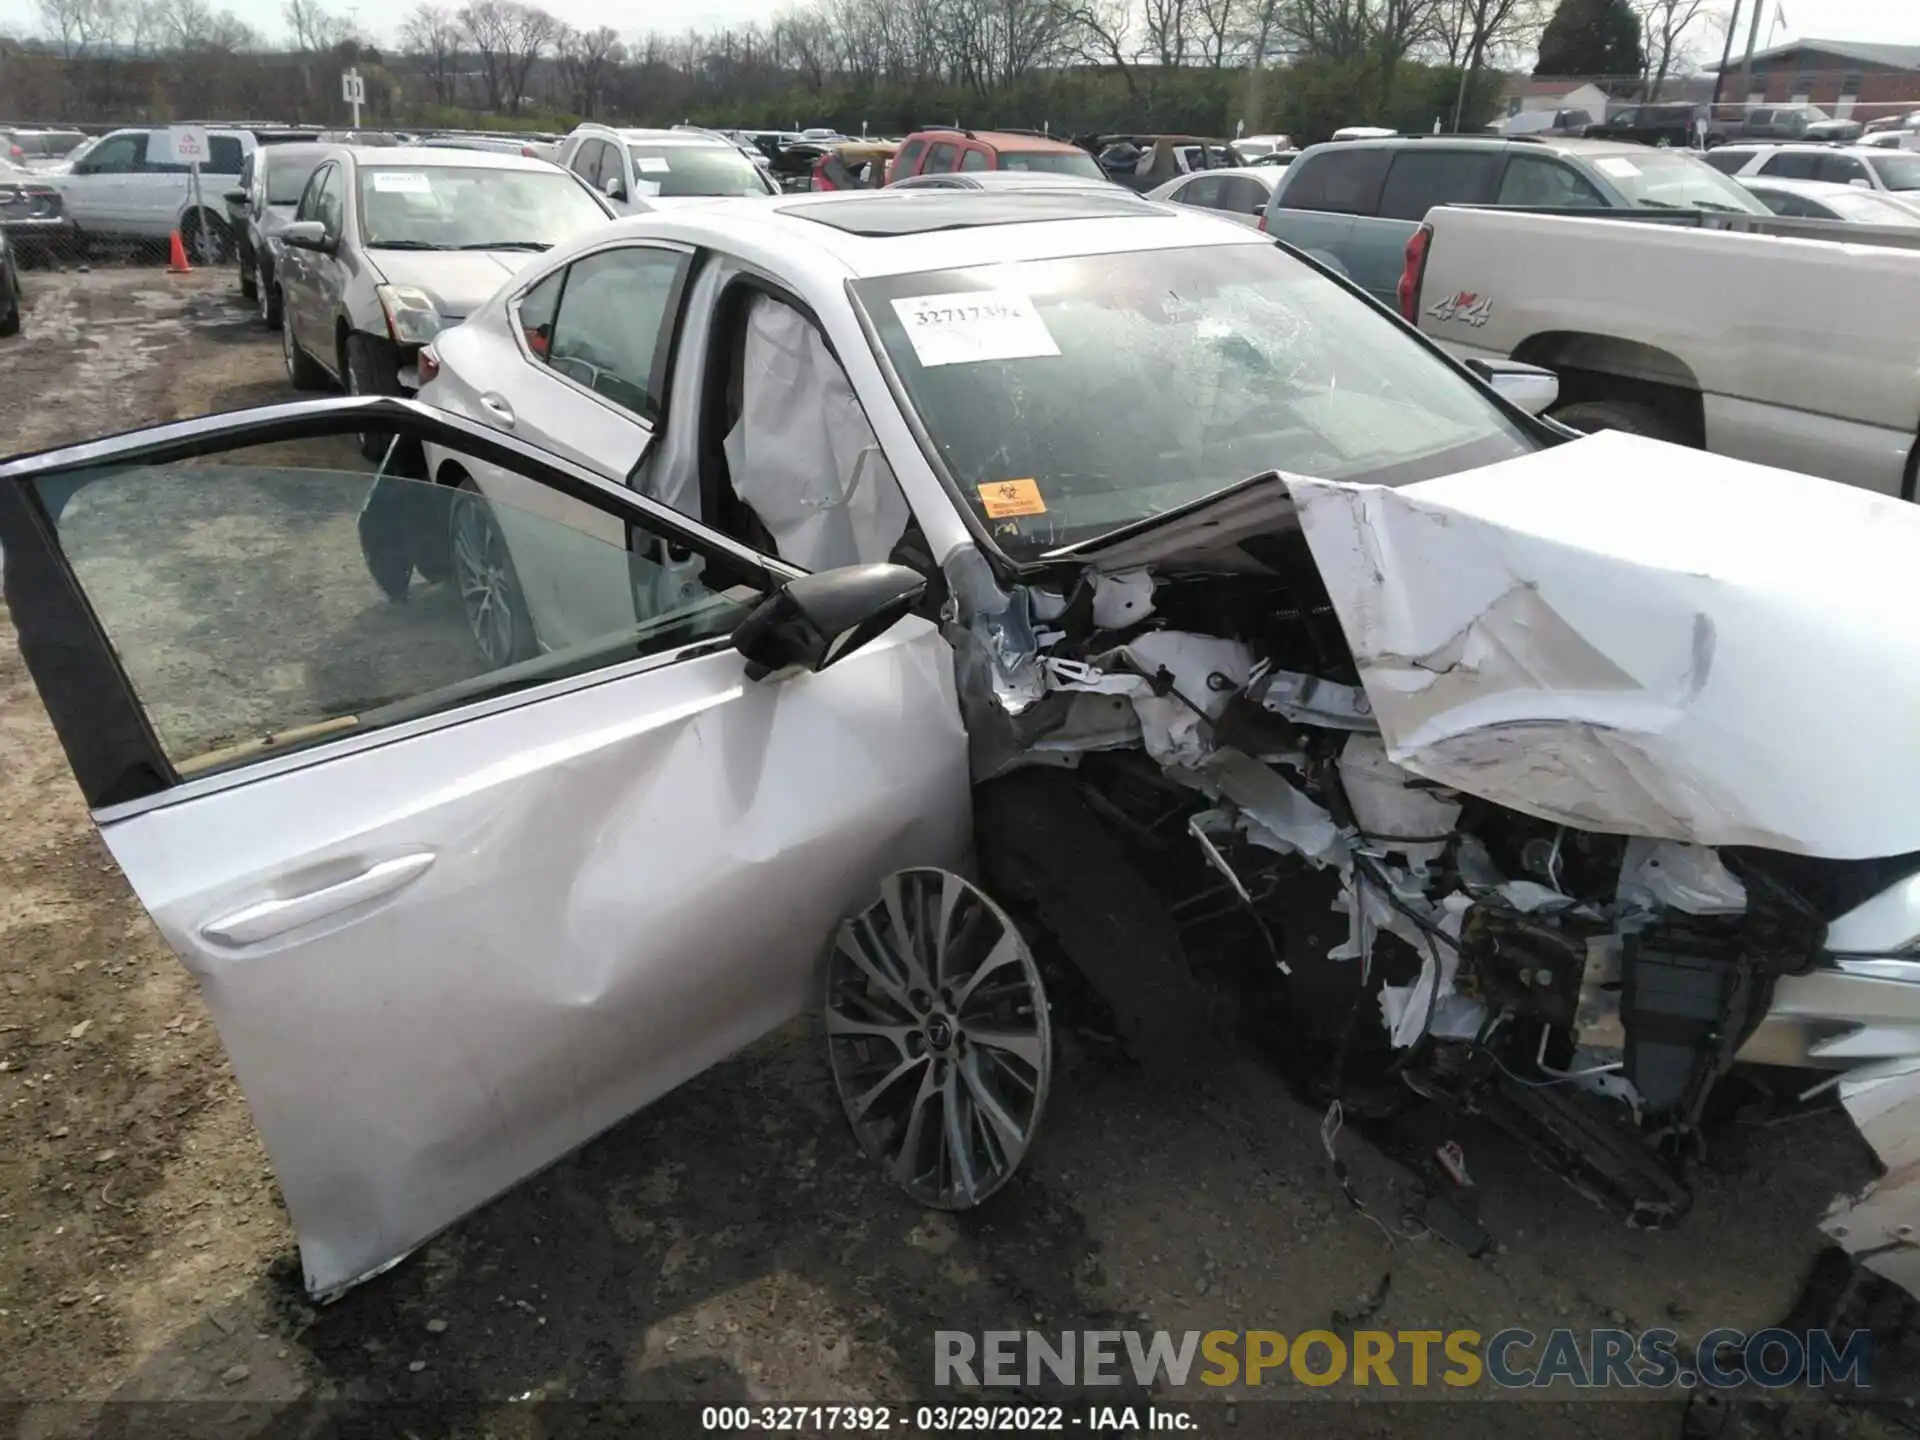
[828, 868, 1051, 1209]
[448, 487, 520, 668]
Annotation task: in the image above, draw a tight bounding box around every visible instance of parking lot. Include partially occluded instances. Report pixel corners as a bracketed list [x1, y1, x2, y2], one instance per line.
[0, 266, 1902, 1436]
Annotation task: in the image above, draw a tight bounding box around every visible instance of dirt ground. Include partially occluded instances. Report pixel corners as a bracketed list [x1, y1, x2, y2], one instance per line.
[0, 268, 1901, 1439]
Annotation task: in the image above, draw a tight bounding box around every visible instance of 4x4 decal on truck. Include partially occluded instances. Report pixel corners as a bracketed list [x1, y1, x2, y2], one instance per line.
[1427, 290, 1493, 327]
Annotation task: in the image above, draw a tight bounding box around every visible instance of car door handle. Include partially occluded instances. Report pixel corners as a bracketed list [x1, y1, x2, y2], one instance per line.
[199, 852, 436, 946]
[479, 394, 515, 427]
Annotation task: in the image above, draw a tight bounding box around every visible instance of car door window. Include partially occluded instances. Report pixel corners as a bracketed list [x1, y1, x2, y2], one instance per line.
[1178, 175, 1223, 208]
[1497, 155, 1607, 207]
[9, 430, 763, 783]
[959, 147, 990, 172]
[1219, 176, 1269, 213]
[208, 136, 244, 174]
[545, 247, 688, 424]
[1760, 151, 1822, 179]
[1701, 149, 1750, 174]
[1377, 151, 1502, 221]
[514, 267, 565, 358]
[1818, 155, 1869, 185]
[568, 138, 601, 186]
[294, 164, 328, 221]
[925, 142, 958, 171]
[80, 133, 141, 175]
[893, 137, 927, 176]
[1275, 148, 1392, 214]
[316, 162, 347, 237]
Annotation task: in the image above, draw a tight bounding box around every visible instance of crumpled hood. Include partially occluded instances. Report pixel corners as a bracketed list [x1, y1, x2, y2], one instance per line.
[1286, 430, 1920, 859]
[366, 250, 531, 320]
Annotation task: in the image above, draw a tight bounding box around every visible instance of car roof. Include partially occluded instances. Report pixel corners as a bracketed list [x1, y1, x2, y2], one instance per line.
[602, 128, 734, 147]
[891, 171, 1117, 191]
[907, 129, 1087, 154]
[1739, 176, 1866, 194]
[258, 143, 345, 165]
[579, 191, 1266, 281]
[345, 146, 559, 172]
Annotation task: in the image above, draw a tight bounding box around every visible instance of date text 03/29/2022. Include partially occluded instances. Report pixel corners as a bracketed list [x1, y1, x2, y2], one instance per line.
[700, 1406, 1194, 1431]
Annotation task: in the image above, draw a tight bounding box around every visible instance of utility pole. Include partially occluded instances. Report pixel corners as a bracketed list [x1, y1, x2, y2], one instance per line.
[1734, 0, 1766, 104]
[1710, 0, 1741, 106]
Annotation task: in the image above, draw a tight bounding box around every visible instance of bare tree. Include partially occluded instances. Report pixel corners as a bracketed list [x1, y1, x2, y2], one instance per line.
[1431, 0, 1547, 126]
[555, 22, 622, 116]
[36, 0, 117, 58]
[1638, 0, 1708, 98]
[283, 0, 346, 50]
[497, 3, 555, 113]
[401, 2, 460, 103]
[458, 0, 513, 109]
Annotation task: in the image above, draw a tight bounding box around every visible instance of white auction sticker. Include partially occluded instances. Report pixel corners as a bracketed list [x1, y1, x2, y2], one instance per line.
[1594, 157, 1641, 178]
[635, 156, 672, 174]
[890, 292, 1060, 367]
[372, 171, 432, 193]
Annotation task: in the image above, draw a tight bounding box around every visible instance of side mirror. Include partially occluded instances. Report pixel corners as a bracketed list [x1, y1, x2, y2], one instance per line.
[224, 187, 248, 205]
[732, 563, 926, 682]
[602, 174, 625, 201]
[1466, 357, 1561, 416]
[281, 220, 330, 252]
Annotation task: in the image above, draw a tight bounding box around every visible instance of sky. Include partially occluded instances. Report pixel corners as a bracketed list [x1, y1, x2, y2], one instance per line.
[0, 0, 1909, 56]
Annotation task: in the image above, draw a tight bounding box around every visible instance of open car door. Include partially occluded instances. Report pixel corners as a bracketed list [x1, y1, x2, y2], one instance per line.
[0, 397, 970, 1298]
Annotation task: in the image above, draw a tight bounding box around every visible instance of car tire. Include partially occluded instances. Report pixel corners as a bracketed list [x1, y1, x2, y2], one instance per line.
[281, 307, 327, 390]
[0, 278, 20, 339]
[257, 264, 281, 329]
[239, 254, 257, 301]
[447, 477, 538, 668]
[1549, 398, 1690, 445]
[179, 208, 234, 265]
[344, 332, 403, 460]
[973, 768, 1220, 1078]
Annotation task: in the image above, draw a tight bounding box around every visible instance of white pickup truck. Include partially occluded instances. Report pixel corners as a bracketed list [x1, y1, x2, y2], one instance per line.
[1405, 206, 1920, 498]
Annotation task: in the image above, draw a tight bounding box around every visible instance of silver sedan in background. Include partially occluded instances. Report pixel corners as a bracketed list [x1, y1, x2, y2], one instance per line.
[274, 146, 615, 455]
[1145, 164, 1283, 227]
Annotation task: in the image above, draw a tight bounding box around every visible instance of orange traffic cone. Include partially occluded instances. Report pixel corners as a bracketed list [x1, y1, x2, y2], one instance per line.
[167, 230, 191, 274]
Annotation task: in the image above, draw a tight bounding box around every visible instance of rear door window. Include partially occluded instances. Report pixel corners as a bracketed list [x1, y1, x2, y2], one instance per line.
[1816, 154, 1870, 184]
[1178, 175, 1224, 208]
[1275, 148, 1391, 215]
[925, 142, 959, 172]
[1218, 176, 1269, 213]
[959, 147, 990, 171]
[1701, 149, 1750, 174]
[1376, 150, 1502, 221]
[1760, 151, 1823, 179]
[208, 136, 244, 174]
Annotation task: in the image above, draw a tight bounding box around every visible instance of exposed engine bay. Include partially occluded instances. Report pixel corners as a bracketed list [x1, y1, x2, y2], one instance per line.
[939, 434, 1920, 1286]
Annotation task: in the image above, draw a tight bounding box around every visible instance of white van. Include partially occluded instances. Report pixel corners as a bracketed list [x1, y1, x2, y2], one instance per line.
[51, 127, 254, 255]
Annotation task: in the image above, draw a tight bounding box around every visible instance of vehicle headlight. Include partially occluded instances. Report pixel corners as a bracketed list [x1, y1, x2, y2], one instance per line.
[376, 284, 446, 346]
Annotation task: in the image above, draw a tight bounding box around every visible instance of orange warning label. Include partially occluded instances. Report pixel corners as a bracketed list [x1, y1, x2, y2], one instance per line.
[977, 478, 1047, 519]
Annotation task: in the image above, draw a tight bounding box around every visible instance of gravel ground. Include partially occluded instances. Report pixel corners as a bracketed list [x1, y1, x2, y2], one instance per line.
[0, 267, 1901, 1440]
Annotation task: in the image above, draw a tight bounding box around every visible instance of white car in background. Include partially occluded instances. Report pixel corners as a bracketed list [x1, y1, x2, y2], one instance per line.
[1736, 175, 1920, 224]
[46, 125, 253, 256]
[1703, 141, 1920, 201]
[1145, 165, 1283, 226]
[552, 124, 779, 214]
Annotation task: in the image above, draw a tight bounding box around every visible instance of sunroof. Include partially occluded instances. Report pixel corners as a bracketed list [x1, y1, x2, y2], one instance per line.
[777, 191, 1160, 237]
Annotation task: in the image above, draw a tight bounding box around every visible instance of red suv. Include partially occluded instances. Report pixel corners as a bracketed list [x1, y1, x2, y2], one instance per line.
[887, 130, 1106, 185]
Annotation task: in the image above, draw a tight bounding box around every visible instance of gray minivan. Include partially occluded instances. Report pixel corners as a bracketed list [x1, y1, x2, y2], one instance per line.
[1260, 135, 1771, 306]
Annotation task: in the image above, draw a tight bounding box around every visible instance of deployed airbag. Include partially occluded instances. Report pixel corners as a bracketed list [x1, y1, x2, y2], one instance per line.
[724, 295, 911, 572]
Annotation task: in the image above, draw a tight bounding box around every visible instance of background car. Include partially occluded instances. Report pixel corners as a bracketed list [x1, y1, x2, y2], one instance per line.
[0, 128, 88, 172]
[1230, 132, 1294, 161]
[1084, 134, 1240, 190]
[555, 124, 779, 212]
[887, 170, 1123, 194]
[0, 156, 75, 263]
[1733, 103, 1831, 141]
[224, 142, 339, 328]
[45, 125, 252, 258]
[1490, 108, 1593, 137]
[1734, 175, 1920, 224]
[274, 146, 615, 455]
[1146, 165, 1281, 226]
[1702, 143, 1920, 201]
[888, 129, 1106, 185]
[1584, 103, 1728, 148]
[1262, 135, 1770, 305]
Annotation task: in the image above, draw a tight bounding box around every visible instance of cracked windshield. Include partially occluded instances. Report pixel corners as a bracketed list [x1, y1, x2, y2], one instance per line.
[357, 165, 611, 250]
[855, 243, 1534, 556]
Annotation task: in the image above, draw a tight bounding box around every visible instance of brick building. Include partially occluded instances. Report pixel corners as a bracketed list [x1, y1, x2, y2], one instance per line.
[1710, 39, 1920, 117]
